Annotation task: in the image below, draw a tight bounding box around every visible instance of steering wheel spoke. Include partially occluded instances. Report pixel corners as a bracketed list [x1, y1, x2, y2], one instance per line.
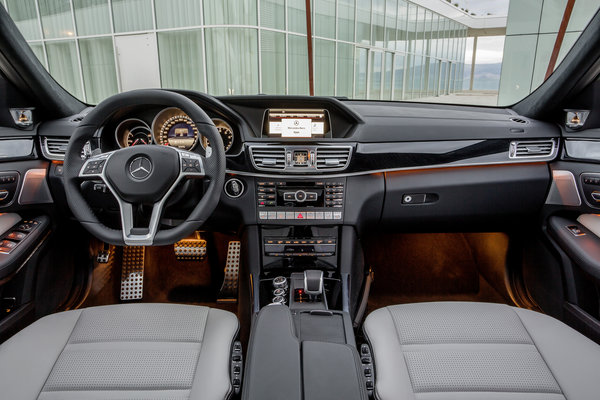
[177, 149, 206, 178]
[78, 152, 114, 180]
[119, 201, 164, 246]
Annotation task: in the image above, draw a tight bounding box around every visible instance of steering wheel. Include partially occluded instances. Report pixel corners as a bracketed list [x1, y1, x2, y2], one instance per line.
[63, 89, 225, 246]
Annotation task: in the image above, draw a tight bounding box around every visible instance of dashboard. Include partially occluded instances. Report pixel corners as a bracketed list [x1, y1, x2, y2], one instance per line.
[34, 91, 565, 231]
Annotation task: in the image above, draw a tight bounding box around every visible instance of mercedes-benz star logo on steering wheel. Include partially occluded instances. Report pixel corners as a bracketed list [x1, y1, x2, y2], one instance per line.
[129, 156, 153, 180]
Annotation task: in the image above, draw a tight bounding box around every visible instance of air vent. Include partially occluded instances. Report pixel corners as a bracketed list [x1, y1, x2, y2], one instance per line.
[509, 139, 557, 159]
[510, 117, 528, 124]
[315, 147, 352, 170]
[70, 115, 84, 123]
[250, 146, 286, 170]
[41, 137, 69, 160]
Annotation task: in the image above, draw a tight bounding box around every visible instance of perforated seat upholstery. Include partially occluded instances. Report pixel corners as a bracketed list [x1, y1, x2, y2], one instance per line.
[363, 302, 600, 400]
[0, 303, 239, 400]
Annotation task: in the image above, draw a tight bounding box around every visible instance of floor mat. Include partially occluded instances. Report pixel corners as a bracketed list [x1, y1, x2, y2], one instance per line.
[362, 232, 513, 316]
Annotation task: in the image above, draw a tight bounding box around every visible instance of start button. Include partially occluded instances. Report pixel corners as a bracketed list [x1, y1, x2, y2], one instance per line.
[225, 178, 245, 198]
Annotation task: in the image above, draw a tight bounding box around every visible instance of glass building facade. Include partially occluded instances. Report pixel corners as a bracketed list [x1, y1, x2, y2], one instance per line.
[499, 0, 599, 106]
[2, 0, 468, 104]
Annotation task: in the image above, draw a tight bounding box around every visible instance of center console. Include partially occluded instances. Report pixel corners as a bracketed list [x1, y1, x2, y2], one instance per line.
[244, 170, 371, 399]
[254, 175, 347, 310]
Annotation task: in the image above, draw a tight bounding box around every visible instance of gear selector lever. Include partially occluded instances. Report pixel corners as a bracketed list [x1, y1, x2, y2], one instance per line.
[303, 270, 323, 301]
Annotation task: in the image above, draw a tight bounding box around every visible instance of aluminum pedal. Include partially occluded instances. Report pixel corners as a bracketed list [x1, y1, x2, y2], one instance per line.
[174, 232, 207, 261]
[96, 244, 111, 264]
[218, 241, 241, 303]
[120, 246, 145, 301]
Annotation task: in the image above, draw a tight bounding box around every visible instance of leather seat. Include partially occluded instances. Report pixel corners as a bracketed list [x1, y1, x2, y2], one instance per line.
[364, 302, 600, 400]
[0, 303, 239, 400]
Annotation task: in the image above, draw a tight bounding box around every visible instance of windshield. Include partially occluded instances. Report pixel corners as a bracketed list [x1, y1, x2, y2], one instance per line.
[2, 0, 599, 106]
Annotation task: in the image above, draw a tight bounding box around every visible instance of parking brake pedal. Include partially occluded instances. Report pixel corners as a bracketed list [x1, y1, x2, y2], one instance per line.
[217, 241, 241, 303]
[174, 231, 207, 260]
[120, 246, 145, 301]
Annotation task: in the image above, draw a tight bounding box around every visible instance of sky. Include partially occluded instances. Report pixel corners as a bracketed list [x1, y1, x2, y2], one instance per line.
[465, 36, 506, 64]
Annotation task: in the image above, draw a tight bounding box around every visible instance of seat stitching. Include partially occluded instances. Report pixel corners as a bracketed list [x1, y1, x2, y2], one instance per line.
[37, 310, 84, 399]
[512, 308, 565, 396]
[186, 307, 211, 396]
[386, 307, 419, 396]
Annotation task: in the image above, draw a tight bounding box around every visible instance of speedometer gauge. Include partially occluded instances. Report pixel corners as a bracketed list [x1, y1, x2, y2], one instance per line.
[151, 108, 199, 150]
[160, 115, 198, 150]
[202, 118, 234, 153]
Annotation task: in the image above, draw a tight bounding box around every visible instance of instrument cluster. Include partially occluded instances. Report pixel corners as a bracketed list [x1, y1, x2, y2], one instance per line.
[113, 107, 235, 153]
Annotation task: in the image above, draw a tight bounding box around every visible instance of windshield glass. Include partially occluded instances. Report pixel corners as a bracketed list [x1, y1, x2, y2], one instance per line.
[2, 0, 599, 106]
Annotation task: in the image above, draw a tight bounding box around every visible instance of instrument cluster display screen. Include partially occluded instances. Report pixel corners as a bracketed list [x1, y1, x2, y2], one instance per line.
[264, 109, 330, 138]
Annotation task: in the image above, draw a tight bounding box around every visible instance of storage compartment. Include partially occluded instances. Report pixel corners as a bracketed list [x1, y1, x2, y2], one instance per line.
[381, 163, 550, 229]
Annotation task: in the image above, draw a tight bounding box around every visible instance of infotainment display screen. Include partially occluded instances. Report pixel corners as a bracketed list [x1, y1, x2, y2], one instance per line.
[264, 109, 330, 138]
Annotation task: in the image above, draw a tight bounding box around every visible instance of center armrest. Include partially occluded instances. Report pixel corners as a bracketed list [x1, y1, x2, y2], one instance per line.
[242, 305, 302, 400]
[243, 305, 367, 400]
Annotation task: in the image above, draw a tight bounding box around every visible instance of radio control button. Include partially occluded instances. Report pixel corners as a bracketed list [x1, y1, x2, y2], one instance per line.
[294, 190, 307, 202]
[286, 212, 294, 220]
[324, 212, 333, 220]
[277, 212, 285, 219]
[259, 212, 267, 220]
[267, 212, 276, 220]
[283, 192, 295, 201]
[333, 212, 342, 220]
[316, 212, 324, 219]
[307, 212, 315, 219]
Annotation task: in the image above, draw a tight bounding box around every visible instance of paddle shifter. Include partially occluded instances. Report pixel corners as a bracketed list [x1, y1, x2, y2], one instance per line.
[303, 270, 324, 301]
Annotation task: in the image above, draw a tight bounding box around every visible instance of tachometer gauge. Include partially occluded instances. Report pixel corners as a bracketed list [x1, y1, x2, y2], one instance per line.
[127, 126, 152, 146]
[202, 118, 234, 152]
[115, 118, 151, 148]
[151, 108, 198, 150]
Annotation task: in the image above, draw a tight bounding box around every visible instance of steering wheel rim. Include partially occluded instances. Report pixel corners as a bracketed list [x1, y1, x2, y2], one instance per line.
[63, 89, 226, 246]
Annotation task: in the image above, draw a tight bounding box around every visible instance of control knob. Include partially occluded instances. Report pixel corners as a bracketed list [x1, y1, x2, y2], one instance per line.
[272, 276, 288, 290]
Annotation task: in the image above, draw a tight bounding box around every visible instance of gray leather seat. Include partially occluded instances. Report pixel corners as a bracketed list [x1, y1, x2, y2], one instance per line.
[364, 302, 600, 400]
[0, 303, 239, 400]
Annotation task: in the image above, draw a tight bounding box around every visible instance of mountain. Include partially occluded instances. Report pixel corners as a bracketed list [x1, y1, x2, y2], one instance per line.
[463, 62, 502, 91]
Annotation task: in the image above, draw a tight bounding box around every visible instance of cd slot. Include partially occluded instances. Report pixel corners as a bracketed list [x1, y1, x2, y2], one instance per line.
[264, 237, 336, 257]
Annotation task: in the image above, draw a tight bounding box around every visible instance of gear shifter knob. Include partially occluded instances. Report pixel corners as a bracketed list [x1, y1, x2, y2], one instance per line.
[304, 270, 323, 298]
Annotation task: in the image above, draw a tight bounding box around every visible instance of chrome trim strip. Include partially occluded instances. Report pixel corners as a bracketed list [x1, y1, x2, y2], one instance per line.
[226, 157, 554, 179]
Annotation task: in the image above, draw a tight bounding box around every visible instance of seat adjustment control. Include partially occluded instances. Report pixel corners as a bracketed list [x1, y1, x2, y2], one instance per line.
[230, 340, 243, 395]
[360, 343, 375, 397]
